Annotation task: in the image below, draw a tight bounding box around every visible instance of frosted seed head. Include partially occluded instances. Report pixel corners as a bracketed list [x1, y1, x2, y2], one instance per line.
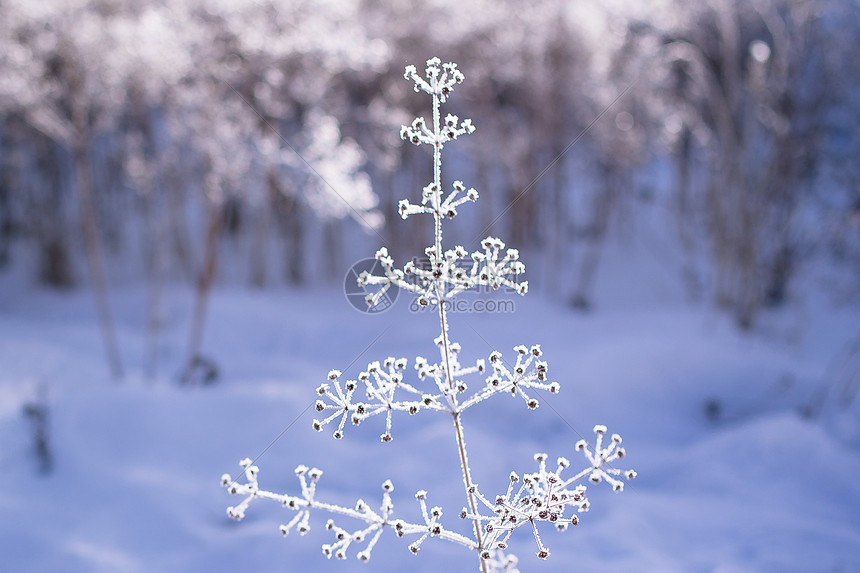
[309, 468, 323, 481]
[382, 479, 394, 492]
[381, 433, 392, 443]
[312, 420, 322, 431]
[594, 424, 607, 435]
[357, 551, 370, 562]
[295, 464, 308, 476]
[575, 439, 587, 451]
[328, 370, 341, 380]
[415, 490, 427, 500]
[315, 400, 325, 412]
[333, 430, 343, 440]
[220, 474, 232, 486]
[548, 382, 560, 393]
[527, 399, 539, 409]
[557, 456, 570, 469]
[510, 471, 519, 482]
[626, 470, 637, 480]
[317, 384, 328, 395]
[530, 344, 542, 356]
[613, 482, 624, 492]
[334, 549, 346, 560]
[460, 508, 467, 519]
[537, 549, 549, 559]
[589, 471, 602, 484]
[617, 448, 626, 458]
[571, 515, 579, 526]
[612, 433, 623, 444]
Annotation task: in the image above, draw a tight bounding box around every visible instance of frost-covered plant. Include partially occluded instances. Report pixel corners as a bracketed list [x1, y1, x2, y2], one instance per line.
[223, 58, 635, 572]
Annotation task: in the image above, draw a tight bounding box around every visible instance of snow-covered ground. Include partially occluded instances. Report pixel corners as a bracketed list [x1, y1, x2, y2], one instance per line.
[1, 245, 859, 572]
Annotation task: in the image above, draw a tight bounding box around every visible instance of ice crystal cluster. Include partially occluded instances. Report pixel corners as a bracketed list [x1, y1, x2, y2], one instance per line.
[223, 58, 635, 573]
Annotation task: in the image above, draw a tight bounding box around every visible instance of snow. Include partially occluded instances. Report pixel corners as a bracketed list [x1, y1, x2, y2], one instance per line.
[1, 251, 859, 572]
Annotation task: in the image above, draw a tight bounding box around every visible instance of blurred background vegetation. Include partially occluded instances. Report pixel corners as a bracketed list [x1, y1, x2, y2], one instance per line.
[1, 0, 858, 378]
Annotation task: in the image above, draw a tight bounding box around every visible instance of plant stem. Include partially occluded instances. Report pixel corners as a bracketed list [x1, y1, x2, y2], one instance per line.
[431, 90, 488, 573]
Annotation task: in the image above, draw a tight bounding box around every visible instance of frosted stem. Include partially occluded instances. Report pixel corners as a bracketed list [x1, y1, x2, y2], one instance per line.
[430, 88, 487, 573]
[453, 411, 487, 572]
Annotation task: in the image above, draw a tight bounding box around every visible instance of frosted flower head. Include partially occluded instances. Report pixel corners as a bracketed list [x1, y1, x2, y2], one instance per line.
[403, 57, 466, 103]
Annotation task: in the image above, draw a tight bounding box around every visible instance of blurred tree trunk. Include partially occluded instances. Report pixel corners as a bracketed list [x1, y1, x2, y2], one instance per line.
[182, 203, 223, 382]
[248, 192, 271, 288]
[73, 130, 124, 380]
[570, 162, 620, 310]
[269, 175, 305, 285]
